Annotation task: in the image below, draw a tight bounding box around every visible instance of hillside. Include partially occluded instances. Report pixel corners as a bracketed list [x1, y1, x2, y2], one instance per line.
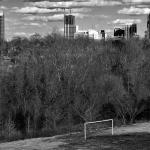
[0, 122, 150, 150]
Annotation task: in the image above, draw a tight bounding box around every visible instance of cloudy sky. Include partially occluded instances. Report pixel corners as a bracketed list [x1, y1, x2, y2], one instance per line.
[0, 0, 150, 40]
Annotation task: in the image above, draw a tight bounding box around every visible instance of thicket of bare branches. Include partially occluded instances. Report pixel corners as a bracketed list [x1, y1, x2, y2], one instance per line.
[0, 34, 150, 140]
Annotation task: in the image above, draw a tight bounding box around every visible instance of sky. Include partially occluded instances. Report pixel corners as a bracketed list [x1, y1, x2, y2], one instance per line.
[0, 0, 150, 40]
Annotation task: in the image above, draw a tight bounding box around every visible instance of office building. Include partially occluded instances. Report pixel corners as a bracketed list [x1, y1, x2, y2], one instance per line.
[64, 15, 76, 39]
[114, 28, 125, 38]
[125, 25, 130, 40]
[130, 24, 137, 37]
[0, 11, 4, 43]
[74, 29, 101, 40]
[101, 30, 105, 39]
[74, 30, 89, 38]
[125, 24, 137, 40]
[147, 14, 150, 39]
[145, 30, 148, 39]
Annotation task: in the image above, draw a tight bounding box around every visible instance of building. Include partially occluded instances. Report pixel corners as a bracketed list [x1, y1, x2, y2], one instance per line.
[74, 30, 89, 38]
[125, 25, 130, 40]
[147, 14, 150, 39]
[74, 28, 101, 40]
[114, 28, 125, 38]
[101, 30, 105, 40]
[0, 11, 4, 44]
[64, 15, 76, 39]
[129, 24, 137, 37]
[125, 24, 137, 40]
[88, 29, 101, 40]
[145, 30, 148, 39]
[114, 24, 137, 40]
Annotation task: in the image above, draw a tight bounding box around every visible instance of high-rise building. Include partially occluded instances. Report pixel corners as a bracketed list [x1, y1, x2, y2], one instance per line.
[64, 15, 76, 39]
[130, 24, 137, 37]
[145, 30, 148, 39]
[147, 14, 150, 39]
[125, 24, 137, 40]
[0, 11, 4, 43]
[125, 25, 130, 40]
[101, 30, 105, 39]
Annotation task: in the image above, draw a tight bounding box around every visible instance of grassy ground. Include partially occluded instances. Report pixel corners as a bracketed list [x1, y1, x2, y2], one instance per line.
[0, 122, 150, 150]
[60, 133, 150, 150]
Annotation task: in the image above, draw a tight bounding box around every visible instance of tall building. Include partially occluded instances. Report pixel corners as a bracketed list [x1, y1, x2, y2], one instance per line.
[101, 30, 105, 40]
[125, 24, 137, 40]
[64, 15, 76, 39]
[130, 24, 137, 37]
[145, 30, 148, 39]
[147, 14, 150, 39]
[125, 25, 130, 40]
[0, 11, 4, 43]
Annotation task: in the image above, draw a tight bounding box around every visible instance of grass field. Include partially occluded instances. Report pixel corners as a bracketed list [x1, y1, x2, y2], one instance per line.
[60, 133, 150, 150]
[0, 122, 150, 150]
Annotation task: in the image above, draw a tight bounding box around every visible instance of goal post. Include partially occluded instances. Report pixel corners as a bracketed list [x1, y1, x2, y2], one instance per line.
[84, 119, 114, 140]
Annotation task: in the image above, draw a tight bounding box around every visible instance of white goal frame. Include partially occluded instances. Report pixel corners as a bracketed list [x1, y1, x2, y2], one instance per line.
[84, 119, 114, 140]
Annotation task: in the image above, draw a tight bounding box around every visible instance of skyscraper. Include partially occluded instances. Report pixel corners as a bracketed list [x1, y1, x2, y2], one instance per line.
[64, 15, 76, 39]
[147, 14, 150, 39]
[101, 30, 105, 40]
[0, 11, 4, 43]
[130, 24, 137, 37]
[125, 25, 130, 40]
[125, 24, 137, 40]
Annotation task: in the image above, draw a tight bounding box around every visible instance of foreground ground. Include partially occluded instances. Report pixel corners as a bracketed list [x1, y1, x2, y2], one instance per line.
[0, 122, 150, 150]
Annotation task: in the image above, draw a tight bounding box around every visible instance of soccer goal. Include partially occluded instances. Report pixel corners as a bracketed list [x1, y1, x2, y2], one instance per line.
[84, 119, 114, 140]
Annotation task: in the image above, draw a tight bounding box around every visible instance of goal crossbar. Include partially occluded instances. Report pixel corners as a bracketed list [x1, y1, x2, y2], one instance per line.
[84, 119, 114, 140]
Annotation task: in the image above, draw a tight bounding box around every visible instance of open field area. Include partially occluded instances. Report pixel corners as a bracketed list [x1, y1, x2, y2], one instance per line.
[0, 122, 150, 150]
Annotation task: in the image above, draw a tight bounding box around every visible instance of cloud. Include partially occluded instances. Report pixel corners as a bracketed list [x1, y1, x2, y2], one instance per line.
[14, 32, 27, 36]
[24, 22, 46, 26]
[30, 0, 122, 9]
[14, 7, 58, 14]
[118, 6, 150, 15]
[92, 14, 109, 18]
[13, 6, 91, 14]
[24, 0, 75, 2]
[122, 0, 150, 4]
[23, 13, 87, 22]
[13, 32, 34, 37]
[0, 6, 7, 10]
[112, 19, 141, 25]
[25, 0, 150, 8]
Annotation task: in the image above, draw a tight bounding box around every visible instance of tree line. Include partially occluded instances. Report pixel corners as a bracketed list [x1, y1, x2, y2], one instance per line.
[0, 34, 150, 140]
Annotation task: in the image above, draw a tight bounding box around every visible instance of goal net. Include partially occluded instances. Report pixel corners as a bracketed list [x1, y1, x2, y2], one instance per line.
[84, 119, 114, 140]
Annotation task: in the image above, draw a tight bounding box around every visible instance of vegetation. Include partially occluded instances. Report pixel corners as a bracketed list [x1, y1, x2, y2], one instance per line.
[0, 34, 150, 140]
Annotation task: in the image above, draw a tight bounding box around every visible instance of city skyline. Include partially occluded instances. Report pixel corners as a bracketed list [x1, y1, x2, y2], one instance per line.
[0, 0, 150, 40]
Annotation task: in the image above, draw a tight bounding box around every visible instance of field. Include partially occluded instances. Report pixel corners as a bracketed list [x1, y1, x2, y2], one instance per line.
[0, 122, 150, 150]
